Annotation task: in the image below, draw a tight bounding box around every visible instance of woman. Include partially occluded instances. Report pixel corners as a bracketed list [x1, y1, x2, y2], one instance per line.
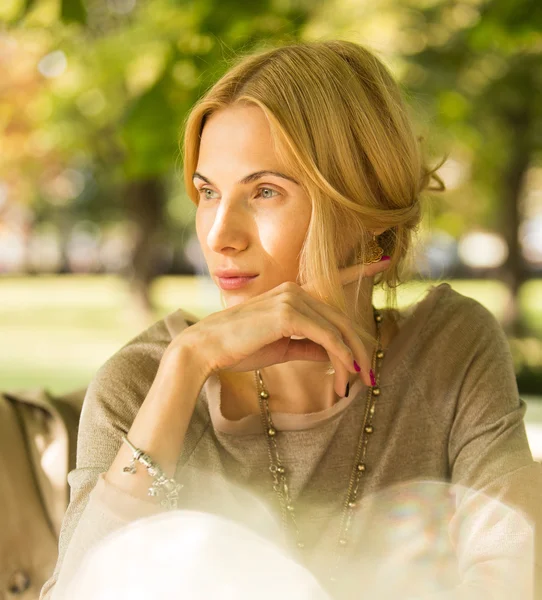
[40, 40, 541, 600]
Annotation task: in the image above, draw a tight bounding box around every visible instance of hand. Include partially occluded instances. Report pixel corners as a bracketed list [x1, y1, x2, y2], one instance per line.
[174, 258, 392, 397]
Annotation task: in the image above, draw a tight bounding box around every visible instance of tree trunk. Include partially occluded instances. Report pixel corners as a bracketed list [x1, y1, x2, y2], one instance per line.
[497, 117, 531, 338]
[123, 177, 167, 325]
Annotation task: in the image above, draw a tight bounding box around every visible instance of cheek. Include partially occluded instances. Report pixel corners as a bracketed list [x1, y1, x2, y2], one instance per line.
[259, 220, 307, 268]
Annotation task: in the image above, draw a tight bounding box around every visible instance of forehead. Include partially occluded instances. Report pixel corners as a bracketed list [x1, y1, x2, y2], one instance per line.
[198, 105, 280, 168]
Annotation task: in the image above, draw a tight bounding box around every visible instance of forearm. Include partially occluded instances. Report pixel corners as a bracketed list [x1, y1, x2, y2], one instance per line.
[104, 342, 209, 500]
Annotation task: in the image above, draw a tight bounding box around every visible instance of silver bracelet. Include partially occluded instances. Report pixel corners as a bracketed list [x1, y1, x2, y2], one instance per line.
[121, 435, 183, 510]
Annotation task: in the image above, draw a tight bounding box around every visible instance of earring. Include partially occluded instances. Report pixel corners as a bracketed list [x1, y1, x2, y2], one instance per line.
[358, 232, 384, 265]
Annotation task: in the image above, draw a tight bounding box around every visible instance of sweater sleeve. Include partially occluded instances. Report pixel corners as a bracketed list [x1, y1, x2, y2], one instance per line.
[419, 299, 542, 600]
[39, 319, 174, 600]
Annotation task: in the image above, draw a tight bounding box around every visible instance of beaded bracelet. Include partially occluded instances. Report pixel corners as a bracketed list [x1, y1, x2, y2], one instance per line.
[121, 435, 183, 510]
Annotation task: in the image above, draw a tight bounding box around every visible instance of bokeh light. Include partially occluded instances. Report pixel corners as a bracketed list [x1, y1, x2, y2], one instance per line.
[38, 50, 67, 78]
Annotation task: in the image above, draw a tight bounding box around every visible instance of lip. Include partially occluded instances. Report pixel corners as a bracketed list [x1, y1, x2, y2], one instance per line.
[218, 275, 258, 290]
[214, 270, 258, 278]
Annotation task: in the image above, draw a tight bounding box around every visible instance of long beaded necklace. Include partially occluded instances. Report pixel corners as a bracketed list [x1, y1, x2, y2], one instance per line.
[255, 306, 383, 586]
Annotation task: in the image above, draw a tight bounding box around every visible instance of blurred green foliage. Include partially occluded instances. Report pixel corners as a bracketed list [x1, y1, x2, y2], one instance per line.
[2, 0, 541, 238]
[1, 0, 317, 227]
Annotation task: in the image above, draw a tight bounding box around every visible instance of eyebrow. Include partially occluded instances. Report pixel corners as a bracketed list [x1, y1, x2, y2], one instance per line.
[192, 170, 300, 186]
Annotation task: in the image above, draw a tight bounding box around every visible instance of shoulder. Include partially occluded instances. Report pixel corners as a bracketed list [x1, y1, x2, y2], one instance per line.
[81, 308, 199, 429]
[403, 285, 519, 436]
[396, 283, 511, 381]
[97, 307, 197, 380]
[424, 283, 508, 349]
[418, 283, 515, 402]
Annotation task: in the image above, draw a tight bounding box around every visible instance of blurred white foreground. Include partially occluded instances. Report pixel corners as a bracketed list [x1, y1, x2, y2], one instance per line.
[65, 510, 331, 600]
[65, 480, 536, 600]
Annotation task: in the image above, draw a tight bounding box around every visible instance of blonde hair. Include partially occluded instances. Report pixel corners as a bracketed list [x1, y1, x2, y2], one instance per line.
[181, 39, 445, 350]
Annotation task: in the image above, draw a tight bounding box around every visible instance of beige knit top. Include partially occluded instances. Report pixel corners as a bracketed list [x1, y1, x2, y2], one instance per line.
[40, 283, 542, 600]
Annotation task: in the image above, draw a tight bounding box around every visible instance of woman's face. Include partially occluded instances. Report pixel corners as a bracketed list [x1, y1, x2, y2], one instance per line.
[194, 104, 312, 307]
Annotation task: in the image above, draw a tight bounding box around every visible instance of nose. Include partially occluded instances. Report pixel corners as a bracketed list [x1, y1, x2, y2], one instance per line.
[205, 198, 252, 253]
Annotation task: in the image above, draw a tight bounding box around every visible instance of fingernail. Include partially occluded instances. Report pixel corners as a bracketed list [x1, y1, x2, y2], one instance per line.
[345, 382, 350, 397]
[380, 255, 391, 261]
[353, 360, 360, 372]
[370, 369, 376, 386]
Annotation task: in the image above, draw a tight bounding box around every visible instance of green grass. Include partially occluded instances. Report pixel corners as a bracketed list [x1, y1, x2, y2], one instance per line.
[1, 275, 541, 399]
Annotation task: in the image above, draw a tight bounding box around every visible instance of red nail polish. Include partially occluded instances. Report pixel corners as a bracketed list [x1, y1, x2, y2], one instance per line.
[380, 255, 391, 261]
[353, 360, 360, 372]
[370, 369, 376, 386]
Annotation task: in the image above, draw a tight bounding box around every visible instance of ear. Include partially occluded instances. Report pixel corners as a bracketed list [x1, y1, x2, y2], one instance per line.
[373, 228, 388, 236]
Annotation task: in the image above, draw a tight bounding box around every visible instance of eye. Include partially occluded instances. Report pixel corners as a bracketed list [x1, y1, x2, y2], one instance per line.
[256, 187, 280, 200]
[198, 187, 219, 200]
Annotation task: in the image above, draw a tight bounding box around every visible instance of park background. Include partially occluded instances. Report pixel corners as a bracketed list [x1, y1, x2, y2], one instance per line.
[1, 0, 541, 455]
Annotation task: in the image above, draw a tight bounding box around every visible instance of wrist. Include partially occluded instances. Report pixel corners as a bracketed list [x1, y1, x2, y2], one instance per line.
[162, 333, 211, 390]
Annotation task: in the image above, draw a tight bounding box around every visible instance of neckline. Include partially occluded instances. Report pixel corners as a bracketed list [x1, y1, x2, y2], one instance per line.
[203, 283, 452, 436]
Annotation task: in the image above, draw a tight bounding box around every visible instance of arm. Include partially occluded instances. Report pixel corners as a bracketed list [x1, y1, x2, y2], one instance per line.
[40, 331, 210, 600]
[103, 342, 208, 494]
[416, 300, 542, 600]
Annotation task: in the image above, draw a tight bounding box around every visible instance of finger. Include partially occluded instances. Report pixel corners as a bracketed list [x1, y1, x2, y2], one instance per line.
[338, 257, 391, 287]
[291, 291, 373, 386]
[291, 305, 360, 397]
[277, 299, 360, 383]
[333, 356, 352, 398]
[299, 257, 391, 296]
[280, 338, 333, 364]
